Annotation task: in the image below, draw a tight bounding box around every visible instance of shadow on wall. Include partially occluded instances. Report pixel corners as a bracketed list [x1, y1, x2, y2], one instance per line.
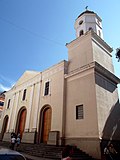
[95, 73, 116, 93]
[101, 100, 120, 152]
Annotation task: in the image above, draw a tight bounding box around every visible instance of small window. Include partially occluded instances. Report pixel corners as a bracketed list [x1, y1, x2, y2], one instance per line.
[7, 99, 11, 109]
[0, 101, 4, 106]
[76, 105, 84, 119]
[79, 30, 84, 36]
[44, 81, 49, 96]
[79, 20, 83, 25]
[89, 27, 93, 31]
[22, 89, 26, 101]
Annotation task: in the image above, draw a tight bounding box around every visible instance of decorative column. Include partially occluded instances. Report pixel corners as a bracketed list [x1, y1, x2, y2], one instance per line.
[24, 84, 34, 132]
[31, 82, 41, 131]
[11, 92, 19, 131]
[3, 94, 16, 141]
[7, 94, 15, 132]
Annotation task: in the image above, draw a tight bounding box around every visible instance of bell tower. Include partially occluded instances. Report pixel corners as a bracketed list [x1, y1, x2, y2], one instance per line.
[66, 9, 113, 73]
[66, 9, 120, 159]
[74, 9, 103, 39]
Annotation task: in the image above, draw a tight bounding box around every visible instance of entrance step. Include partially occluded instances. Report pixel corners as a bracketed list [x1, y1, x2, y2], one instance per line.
[0, 141, 98, 160]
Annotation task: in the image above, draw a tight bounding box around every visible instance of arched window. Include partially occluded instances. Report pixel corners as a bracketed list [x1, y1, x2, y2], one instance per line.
[89, 27, 93, 31]
[79, 20, 83, 25]
[79, 30, 84, 36]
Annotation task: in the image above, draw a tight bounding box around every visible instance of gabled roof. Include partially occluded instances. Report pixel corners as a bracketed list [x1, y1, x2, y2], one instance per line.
[14, 70, 40, 87]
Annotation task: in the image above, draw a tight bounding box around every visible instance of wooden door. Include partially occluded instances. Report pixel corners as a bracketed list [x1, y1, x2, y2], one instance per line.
[42, 108, 51, 143]
[4, 116, 8, 133]
[1, 116, 8, 139]
[18, 109, 26, 138]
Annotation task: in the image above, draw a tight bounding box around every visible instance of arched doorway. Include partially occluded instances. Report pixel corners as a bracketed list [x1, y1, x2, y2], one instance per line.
[42, 107, 52, 143]
[38, 106, 52, 143]
[15, 107, 27, 139]
[1, 115, 9, 140]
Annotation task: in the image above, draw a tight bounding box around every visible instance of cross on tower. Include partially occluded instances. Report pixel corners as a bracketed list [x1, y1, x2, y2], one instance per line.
[85, 6, 88, 10]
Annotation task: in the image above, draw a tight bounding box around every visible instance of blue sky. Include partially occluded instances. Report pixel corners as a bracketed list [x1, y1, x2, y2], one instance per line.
[0, 0, 120, 98]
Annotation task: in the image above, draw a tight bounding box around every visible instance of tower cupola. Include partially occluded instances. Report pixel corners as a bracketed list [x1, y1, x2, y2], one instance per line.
[74, 10, 103, 39]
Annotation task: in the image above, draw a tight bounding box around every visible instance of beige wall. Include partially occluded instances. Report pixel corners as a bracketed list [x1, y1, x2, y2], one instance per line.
[67, 32, 93, 73]
[67, 31, 113, 74]
[95, 72, 119, 138]
[37, 61, 67, 138]
[65, 67, 101, 158]
[0, 61, 68, 144]
[0, 72, 41, 137]
[65, 68, 98, 137]
[92, 40, 114, 73]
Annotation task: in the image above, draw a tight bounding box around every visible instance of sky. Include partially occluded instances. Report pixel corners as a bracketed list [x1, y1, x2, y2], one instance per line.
[0, 0, 120, 98]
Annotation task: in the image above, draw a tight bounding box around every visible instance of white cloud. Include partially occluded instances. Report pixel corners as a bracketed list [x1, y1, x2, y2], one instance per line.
[0, 74, 15, 92]
[0, 75, 15, 86]
[0, 84, 11, 92]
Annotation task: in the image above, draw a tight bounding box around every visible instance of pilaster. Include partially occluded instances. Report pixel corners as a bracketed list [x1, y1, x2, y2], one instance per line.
[24, 84, 34, 132]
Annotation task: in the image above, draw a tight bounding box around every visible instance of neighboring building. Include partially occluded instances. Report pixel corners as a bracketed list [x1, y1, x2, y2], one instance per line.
[0, 92, 5, 119]
[0, 10, 120, 159]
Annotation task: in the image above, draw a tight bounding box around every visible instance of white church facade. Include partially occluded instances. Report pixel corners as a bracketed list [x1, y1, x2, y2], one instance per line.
[0, 10, 120, 159]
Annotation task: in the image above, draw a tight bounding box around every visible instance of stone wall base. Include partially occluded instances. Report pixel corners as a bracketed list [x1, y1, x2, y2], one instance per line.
[2, 132, 11, 142]
[22, 131, 36, 143]
[64, 137, 101, 159]
[47, 131, 59, 145]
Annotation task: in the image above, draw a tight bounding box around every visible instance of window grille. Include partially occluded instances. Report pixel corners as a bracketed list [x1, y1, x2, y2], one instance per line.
[44, 81, 49, 96]
[76, 105, 84, 119]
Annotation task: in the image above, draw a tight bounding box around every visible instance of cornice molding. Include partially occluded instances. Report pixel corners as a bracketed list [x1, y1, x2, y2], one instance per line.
[65, 62, 95, 79]
[65, 61, 120, 85]
[91, 31, 113, 55]
[66, 30, 113, 55]
[95, 61, 120, 84]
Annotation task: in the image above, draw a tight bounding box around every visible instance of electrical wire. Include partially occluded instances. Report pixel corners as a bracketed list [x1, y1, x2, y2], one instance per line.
[0, 16, 64, 46]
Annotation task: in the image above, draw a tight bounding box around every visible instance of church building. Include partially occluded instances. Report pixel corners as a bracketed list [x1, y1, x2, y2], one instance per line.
[0, 10, 120, 159]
